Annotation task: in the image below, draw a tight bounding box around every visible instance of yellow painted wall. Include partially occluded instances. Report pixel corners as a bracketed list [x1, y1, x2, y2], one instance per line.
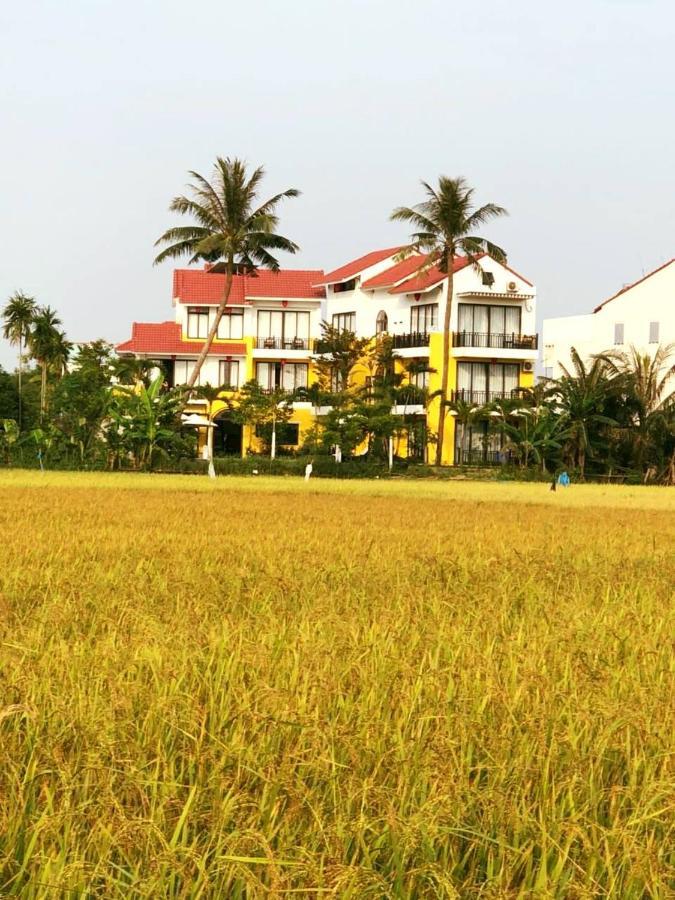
[185, 332, 534, 466]
[426, 333, 457, 465]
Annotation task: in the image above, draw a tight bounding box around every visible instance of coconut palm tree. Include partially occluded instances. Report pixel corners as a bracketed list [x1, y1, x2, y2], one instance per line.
[596, 343, 675, 470]
[27, 306, 66, 417]
[391, 177, 507, 465]
[2, 291, 37, 429]
[550, 347, 616, 478]
[496, 405, 570, 472]
[153, 157, 301, 390]
[112, 355, 159, 388]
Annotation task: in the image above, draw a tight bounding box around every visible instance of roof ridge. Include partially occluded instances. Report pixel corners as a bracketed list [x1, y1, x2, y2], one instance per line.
[594, 258, 675, 313]
[319, 247, 403, 285]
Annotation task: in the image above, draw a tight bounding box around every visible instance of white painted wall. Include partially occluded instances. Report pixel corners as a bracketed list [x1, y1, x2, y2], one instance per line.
[174, 299, 322, 342]
[324, 257, 537, 340]
[543, 260, 675, 377]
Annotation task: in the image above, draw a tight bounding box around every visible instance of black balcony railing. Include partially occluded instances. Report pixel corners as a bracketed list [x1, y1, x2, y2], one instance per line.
[255, 337, 311, 351]
[452, 331, 538, 350]
[391, 331, 431, 349]
[454, 447, 514, 466]
[450, 389, 520, 405]
[396, 386, 427, 406]
[255, 384, 309, 395]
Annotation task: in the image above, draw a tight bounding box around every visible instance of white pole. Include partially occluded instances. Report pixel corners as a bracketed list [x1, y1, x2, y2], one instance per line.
[207, 422, 214, 460]
[388, 435, 393, 472]
[271, 419, 276, 461]
[207, 424, 216, 479]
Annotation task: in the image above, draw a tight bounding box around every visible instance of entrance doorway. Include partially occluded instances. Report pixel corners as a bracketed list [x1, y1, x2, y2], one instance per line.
[213, 416, 243, 456]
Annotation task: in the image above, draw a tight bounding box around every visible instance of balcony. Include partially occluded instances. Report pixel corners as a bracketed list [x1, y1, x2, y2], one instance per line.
[312, 339, 332, 355]
[453, 331, 538, 350]
[255, 384, 307, 396]
[454, 447, 514, 466]
[450, 389, 520, 406]
[391, 332, 431, 350]
[255, 336, 312, 351]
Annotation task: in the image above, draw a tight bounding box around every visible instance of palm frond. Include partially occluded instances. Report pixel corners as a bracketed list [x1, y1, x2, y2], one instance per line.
[464, 202, 509, 230]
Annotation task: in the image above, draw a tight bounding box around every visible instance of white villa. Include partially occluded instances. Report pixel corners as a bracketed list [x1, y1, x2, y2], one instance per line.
[542, 258, 675, 377]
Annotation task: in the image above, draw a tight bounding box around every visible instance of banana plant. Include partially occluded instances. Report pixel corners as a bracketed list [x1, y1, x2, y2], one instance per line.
[108, 375, 184, 470]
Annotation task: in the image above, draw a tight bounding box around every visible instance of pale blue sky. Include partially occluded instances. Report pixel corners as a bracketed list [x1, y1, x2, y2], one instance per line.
[1, 0, 673, 367]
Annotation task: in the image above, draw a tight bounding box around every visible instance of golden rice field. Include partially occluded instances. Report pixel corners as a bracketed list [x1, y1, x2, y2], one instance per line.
[0, 471, 673, 898]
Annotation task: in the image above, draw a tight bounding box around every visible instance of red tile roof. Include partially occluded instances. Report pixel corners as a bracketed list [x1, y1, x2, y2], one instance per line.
[116, 322, 246, 356]
[173, 270, 245, 304]
[593, 258, 675, 313]
[389, 256, 473, 294]
[243, 269, 324, 299]
[172, 268, 325, 304]
[317, 248, 401, 285]
[361, 254, 429, 289]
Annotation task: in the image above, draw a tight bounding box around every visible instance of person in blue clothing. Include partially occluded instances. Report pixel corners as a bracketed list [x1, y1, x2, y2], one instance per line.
[551, 468, 571, 491]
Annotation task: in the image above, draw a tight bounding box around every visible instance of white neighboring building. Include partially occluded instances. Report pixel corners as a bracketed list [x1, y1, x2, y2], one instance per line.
[543, 259, 675, 378]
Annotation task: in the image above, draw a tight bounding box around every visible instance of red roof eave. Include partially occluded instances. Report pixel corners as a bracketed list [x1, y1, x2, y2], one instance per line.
[115, 321, 246, 356]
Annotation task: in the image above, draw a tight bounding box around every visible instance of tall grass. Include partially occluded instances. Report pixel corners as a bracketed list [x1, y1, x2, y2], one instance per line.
[0, 473, 672, 897]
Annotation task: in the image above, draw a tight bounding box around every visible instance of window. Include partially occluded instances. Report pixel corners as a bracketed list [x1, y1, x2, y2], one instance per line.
[174, 359, 201, 386]
[454, 421, 508, 465]
[257, 310, 310, 347]
[333, 278, 357, 293]
[255, 362, 308, 391]
[614, 323, 624, 345]
[282, 362, 308, 391]
[187, 307, 209, 339]
[255, 422, 300, 446]
[376, 310, 388, 334]
[276, 423, 300, 445]
[332, 312, 356, 333]
[218, 359, 240, 389]
[409, 368, 429, 390]
[281, 311, 310, 347]
[457, 303, 521, 337]
[649, 321, 659, 343]
[217, 310, 244, 340]
[257, 309, 283, 344]
[410, 303, 438, 334]
[456, 361, 519, 402]
[481, 271, 495, 286]
[330, 368, 344, 392]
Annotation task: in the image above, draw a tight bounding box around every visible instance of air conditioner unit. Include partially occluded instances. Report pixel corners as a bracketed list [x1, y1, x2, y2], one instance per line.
[522, 360, 534, 373]
[507, 281, 518, 292]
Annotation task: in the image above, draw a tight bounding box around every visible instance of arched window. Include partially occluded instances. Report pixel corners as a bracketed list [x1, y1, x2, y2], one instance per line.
[376, 310, 388, 335]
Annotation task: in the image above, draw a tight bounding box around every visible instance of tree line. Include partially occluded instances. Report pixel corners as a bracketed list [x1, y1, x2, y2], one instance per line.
[2, 156, 674, 479]
[1, 297, 673, 481]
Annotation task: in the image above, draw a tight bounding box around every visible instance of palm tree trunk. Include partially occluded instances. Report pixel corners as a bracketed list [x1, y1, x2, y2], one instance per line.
[185, 263, 234, 393]
[17, 334, 22, 430]
[40, 361, 47, 419]
[435, 252, 454, 466]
